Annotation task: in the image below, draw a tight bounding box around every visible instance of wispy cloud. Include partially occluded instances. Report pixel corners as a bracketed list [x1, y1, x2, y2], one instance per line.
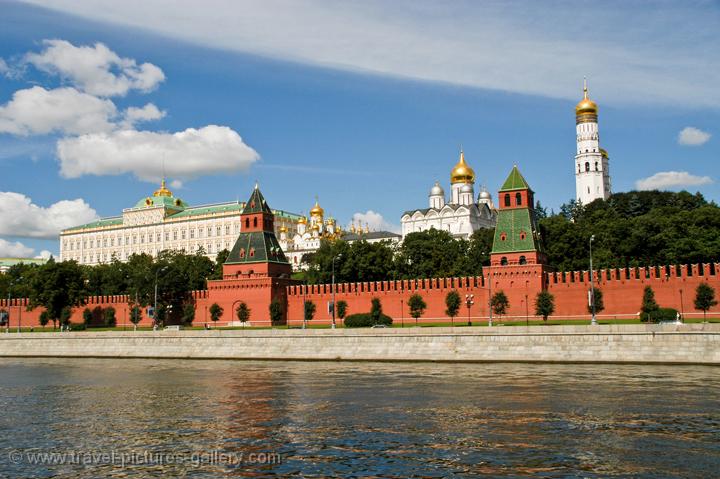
[678, 127, 711, 146]
[350, 210, 400, 234]
[26, 0, 720, 108]
[635, 171, 713, 191]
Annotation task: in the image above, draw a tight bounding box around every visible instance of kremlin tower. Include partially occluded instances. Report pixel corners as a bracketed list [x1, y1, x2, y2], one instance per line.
[575, 79, 611, 204]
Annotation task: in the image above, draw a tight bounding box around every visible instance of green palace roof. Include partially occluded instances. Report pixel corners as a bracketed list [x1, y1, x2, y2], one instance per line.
[500, 165, 531, 191]
[133, 195, 189, 209]
[63, 217, 123, 232]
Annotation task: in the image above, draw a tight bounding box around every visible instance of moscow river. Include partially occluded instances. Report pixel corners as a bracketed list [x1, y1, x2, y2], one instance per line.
[0, 358, 718, 478]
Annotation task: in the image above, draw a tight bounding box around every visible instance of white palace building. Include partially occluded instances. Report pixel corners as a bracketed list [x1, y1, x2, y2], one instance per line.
[59, 180, 302, 265]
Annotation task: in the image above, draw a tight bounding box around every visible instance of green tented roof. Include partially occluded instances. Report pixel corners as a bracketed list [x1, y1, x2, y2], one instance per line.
[500, 166, 530, 191]
[225, 231, 289, 265]
[491, 208, 538, 254]
[242, 187, 273, 215]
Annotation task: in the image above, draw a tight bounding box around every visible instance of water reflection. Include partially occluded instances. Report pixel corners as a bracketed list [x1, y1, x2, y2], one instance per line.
[0, 360, 717, 478]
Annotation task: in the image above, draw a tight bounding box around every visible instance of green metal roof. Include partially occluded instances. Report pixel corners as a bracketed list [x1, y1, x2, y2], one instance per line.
[500, 166, 531, 191]
[133, 195, 188, 209]
[0, 257, 48, 268]
[63, 216, 123, 232]
[171, 202, 244, 218]
[491, 208, 538, 254]
[242, 187, 273, 215]
[225, 231, 289, 265]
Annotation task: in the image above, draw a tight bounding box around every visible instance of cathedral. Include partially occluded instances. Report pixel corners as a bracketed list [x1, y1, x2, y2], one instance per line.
[278, 198, 341, 269]
[575, 80, 611, 204]
[400, 150, 497, 239]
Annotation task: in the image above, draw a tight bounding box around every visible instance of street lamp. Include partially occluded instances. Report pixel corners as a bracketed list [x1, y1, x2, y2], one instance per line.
[589, 235, 597, 325]
[465, 294, 474, 326]
[679, 288, 684, 321]
[331, 254, 342, 329]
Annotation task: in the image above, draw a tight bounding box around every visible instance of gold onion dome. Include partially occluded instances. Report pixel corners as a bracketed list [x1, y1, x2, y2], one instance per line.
[310, 199, 324, 217]
[575, 79, 598, 116]
[297, 216, 307, 225]
[450, 150, 475, 184]
[279, 225, 288, 233]
[153, 178, 173, 197]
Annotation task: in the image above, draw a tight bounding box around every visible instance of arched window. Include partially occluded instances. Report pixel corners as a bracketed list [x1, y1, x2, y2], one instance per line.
[500, 256, 508, 266]
[519, 255, 527, 265]
[585, 162, 590, 172]
[500, 232, 507, 242]
[244, 218, 249, 229]
[595, 162, 598, 171]
[504, 194, 511, 207]
[519, 231, 526, 241]
[515, 192, 522, 206]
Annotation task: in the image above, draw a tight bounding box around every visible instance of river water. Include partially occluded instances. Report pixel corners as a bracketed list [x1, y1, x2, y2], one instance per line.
[0, 358, 717, 478]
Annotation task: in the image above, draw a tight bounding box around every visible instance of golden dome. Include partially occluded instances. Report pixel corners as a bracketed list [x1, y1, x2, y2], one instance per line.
[279, 225, 288, 233]
[312, 224, 320, 231]
[575, 79, 598, 116]
[153, 178, 173, 197]
[310, 198, 324, 217]
[297, 216, 307, 225]
[450, 150, 475, 184]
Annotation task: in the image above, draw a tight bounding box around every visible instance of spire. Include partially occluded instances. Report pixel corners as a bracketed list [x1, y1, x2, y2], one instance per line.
[583, 77, 588, 99]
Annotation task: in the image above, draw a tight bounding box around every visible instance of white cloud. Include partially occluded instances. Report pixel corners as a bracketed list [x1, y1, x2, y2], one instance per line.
[635, 171, 713, 191]
[0, 238, 35, 257]
[57, 125, 259, 181]
[0, 192, 99, 239]
[169, 179, 183, 189]
[0, 58, 7, 75]
[35, 250, 53, 260]
[25, 39, 165, 97]
[0, 86, 117, 136]
[24, 1, 720, 108]
[121, 103, 165, 128]
[350, 210, 400, 234]
[678, 127, 711, 146]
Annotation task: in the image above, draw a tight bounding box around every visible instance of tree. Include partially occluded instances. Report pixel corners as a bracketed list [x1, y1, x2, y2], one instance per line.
[27, 259, 86, 327]
[588, 288, 605, 315]
[694, 283, 717, 320]
[336, 300, 348, 321]
[103, 306, 117, 328]
[641, 286, 660, 322]
[535, 291, 555, 323]
[445, 290, 461, 325]
[181, 302, 195, 326]
[39, 311, 49, 330]
[59, 306, 72, 329]
[491, 291, 509, 316]
[130, 306, 142, 331]
[209, 303, 223, 326]
[269, 299, 284, 325]
[236, 302, 251, 323]
[304, 300, 316, 324]
[370, 298, 382, 324]
[82, 308, 93, 327]
[408, 294, 427, 325]
[211, 249, 230, 280]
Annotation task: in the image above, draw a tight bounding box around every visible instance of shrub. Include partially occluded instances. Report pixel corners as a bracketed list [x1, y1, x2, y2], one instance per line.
[69, 322, 86, 331]
[641, 307, 678, 323]
[103, 306, 117, 327]
[344, 312, 393, 328]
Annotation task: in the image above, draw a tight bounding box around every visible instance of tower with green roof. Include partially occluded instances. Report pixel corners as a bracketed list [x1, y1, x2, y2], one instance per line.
[490, 165, 546, 267]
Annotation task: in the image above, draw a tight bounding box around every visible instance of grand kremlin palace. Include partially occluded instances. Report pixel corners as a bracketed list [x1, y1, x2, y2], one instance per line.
[59, 180, 303, 265]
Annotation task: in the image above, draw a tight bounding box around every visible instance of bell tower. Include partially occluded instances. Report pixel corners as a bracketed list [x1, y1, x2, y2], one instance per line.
[575, 79, 611, 204]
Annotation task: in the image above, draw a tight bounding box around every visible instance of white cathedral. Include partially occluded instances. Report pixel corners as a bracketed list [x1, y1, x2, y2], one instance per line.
[575, 80, 611, 204]
[401, 151, 497, 239]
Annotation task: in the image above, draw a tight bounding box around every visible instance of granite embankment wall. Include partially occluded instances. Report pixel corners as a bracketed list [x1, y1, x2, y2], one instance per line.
[0, 324, 718, 364]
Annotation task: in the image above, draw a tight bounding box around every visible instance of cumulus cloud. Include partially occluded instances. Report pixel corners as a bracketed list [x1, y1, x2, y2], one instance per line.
[350, 210, 400, 234]
[35, 250, 54, 259]
[57, 125, 259, 181]
[678, 127, 711, 146]
[635, 171, 713, 191]
[0, 192, 99, 239]
[25, 39, 165, 97]
[121, 103, 165, 128]
[0, 238, 35, 257]
[0, 86, 118, 136]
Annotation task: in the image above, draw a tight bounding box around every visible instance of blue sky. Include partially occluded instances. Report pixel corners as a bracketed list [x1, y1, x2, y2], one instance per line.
[0, 0, 718, 257]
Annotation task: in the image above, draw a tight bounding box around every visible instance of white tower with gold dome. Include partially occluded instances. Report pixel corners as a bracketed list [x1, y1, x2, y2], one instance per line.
[575, 79, 611, 204]
[401, 149, 496, 239]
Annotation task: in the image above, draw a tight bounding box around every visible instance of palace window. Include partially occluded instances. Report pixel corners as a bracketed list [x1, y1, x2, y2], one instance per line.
[216, 226, 221, 236]
[190, 229, 195, 239]
[103, 239, 107, 247]
[207, 227, 212, 236]
[225, 225, 230, 235]
[234, 224, 239, 234]
[181, 230, 186, 240]
[173, 231, 178, 240]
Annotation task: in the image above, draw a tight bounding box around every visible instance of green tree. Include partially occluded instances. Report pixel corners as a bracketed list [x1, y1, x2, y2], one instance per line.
[304, 300, 316, 324]
[491, 291, 509, 316]
[39, 311, 49, 330]
[59, 306, 72, 329]
[27, 259, 86, 327]
[445, 290, 461, 325]
[130, 306, 142, 331]
[209, 303, 223, 326]
[210, 248, 230, 280]
[408, 293, 427, 325]
[181, 302, 195, 326]
[370, 298, 382, 324]
[535, 290, 555, 322]
[103, 306, 117, 328]
[694, 283, 717, 320]
[236, 302, 251, 323]
[336, 300, 348, 321]
[588, 288, 605, 315]
[82, 307, 93, 327]
[641, 286, 660, 322]
[269, 299, 284, 325]
[395, 229, 469, 279]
